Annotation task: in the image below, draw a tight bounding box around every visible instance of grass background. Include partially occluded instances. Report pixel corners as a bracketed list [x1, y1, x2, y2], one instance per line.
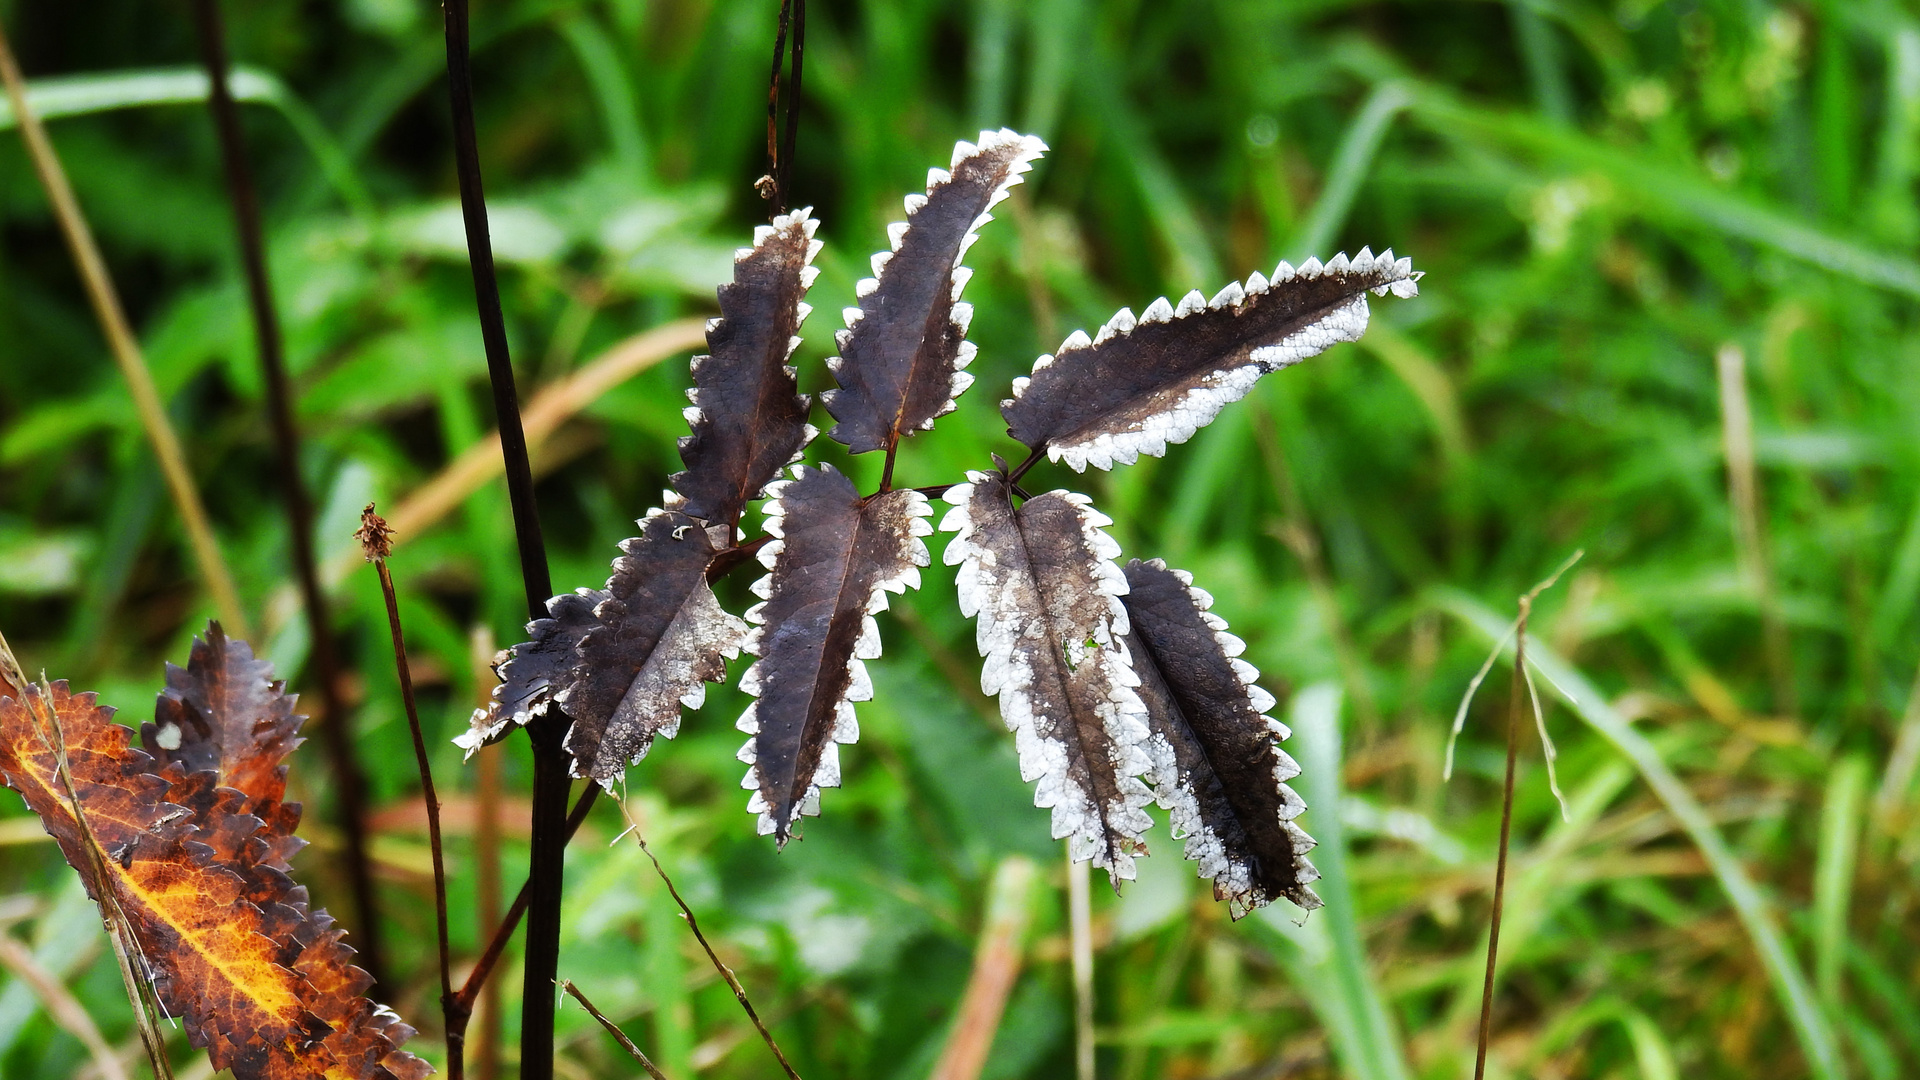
[2, 0, 1919, 1077]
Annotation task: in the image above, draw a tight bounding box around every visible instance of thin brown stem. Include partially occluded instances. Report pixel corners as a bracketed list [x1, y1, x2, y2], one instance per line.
[188, 0, 383, 986]
[1473, 594, 1531, 1080]
[558, 980, 670, 1080]
[360, 511, 454, 1073]
[470, 627, 504, 1080]
[0, 17, 248, 639]
[451, 785, 600, 1019]
[614, 803, 803, 1080]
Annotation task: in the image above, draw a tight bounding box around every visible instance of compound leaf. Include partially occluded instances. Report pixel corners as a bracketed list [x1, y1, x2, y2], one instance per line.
[941, 472, 1156, 885]
[671, 207, 822, 527]
[1002, 249, 1420, 471]
[737, 466, 931, 845]
[0, 630, 429, 1080]
[562, 510, 747, 783]
[1121, 559, 1321, 917]
[822, 130, 1046, 454]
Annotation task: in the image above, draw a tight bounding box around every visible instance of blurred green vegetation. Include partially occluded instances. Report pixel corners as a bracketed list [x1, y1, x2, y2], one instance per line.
[2, 0, 1919, 1077]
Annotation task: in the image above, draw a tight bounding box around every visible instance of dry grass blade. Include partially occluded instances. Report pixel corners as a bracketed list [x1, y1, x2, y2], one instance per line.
[929, 856, 1037, 1080]
[611, 800, 803, 1080]
[0, 17, 246, 637]
[1716, 344, 1796, 718]
[558, 980, 670, 1080]
[320, 319, 707, 586]
[1067, 851, 1093, 1080]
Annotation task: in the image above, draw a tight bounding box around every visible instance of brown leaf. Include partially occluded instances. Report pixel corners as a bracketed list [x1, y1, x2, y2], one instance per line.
[1120, 559, 1320, 917]
[0, 635, 429, 1080]
[671, 208, 822, 526]
[737, 465, 931, 844]
[940, 473, 1156, 885]
[562, 509, 747, 782]
[822, 131, 1045, 454]
[1001, 250, 1419, 471]
[461, 587, 607, 755]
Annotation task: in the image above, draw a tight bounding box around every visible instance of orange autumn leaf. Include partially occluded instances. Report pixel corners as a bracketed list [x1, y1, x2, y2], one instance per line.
[0, 625, 430, 1080]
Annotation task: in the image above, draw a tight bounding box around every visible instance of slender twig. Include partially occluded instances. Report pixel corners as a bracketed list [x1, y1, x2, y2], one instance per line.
[1067, 849, 1094, 1080]
[1467, 554, 1580, 1078]
[441, 4, 566, 1075]
[469, 626, 505, 1080]
[612, 802, 804, 1080]
[188, 0, 383, 986]
[558, 980, 670, 1080]
[0, 17, 248, 639]
[1472, 593, 1529, 1080]
[779, 0, 805, 208]
[1004, 446, 1045, 487]
[451, 786, 600, 1020]
[357, 508, 454, 1072]
[759, 0, 805, 213]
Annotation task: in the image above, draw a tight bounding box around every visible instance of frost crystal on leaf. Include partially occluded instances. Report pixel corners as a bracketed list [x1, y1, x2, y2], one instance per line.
[560, 510, 747, 785]
[941, 472, 1156, 885]
[822, 130, 1046, 454]
[737, 465, 932, 844]
[1120, 559, 1320, 917]
[671, 206, 822, 526]
[1002, 249, 1421, 471]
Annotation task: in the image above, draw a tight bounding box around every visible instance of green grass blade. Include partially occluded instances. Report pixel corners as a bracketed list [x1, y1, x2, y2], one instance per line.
[1509, 0, 1574, 125]
[1254, 683, 1413, 1080]
[1815, 756, 1868, 1011]
[1291, 81, 1409, 261]
[1342, 57, 1920, 299]
[1434, 588, 1845, 1080]
[0, 65, 370, 218]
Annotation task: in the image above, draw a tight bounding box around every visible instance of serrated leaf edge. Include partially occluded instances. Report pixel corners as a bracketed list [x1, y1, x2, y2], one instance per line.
[734, 466, 934, 840]
[1005, 249, 1420, 472]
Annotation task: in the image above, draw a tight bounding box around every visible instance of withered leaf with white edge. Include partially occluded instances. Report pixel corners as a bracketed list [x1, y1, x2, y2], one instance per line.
[737, 465, 931, 844]
[1002, 250, 1420, 471]
[941, 472, 1156, 885]
[823, 130, 1046, 455]
[561, 510, 748, 784]
[1120, 559, 1320, 918]
[458, 588, 605, 756]
[671, 207, 822, 527]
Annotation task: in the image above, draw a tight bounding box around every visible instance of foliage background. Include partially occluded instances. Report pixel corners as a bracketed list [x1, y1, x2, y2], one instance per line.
[2, 0, 1918, 1077]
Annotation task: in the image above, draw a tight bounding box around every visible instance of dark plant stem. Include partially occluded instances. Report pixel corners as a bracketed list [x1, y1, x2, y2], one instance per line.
[778, 0, 805, 206]
[188, 0, 384, 987]
[441, 3, 563, 1074]
[879, 441, 898, 493]
[1472, 593, 1530, 1080]
[761, 0, 805, 214]
[1004, 446, 1043, 486]
[558, 981, 671, 1080]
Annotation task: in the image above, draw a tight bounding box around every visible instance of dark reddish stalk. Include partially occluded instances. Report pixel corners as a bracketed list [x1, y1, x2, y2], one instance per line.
[760, 0, 805, 213]
[188, 0, 384, 986]
[1472, 593, 1531, 1080]
[449, 786, 600, 1022]
[441, 2, 566, 1075]
[357, 509, 454, 1072]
